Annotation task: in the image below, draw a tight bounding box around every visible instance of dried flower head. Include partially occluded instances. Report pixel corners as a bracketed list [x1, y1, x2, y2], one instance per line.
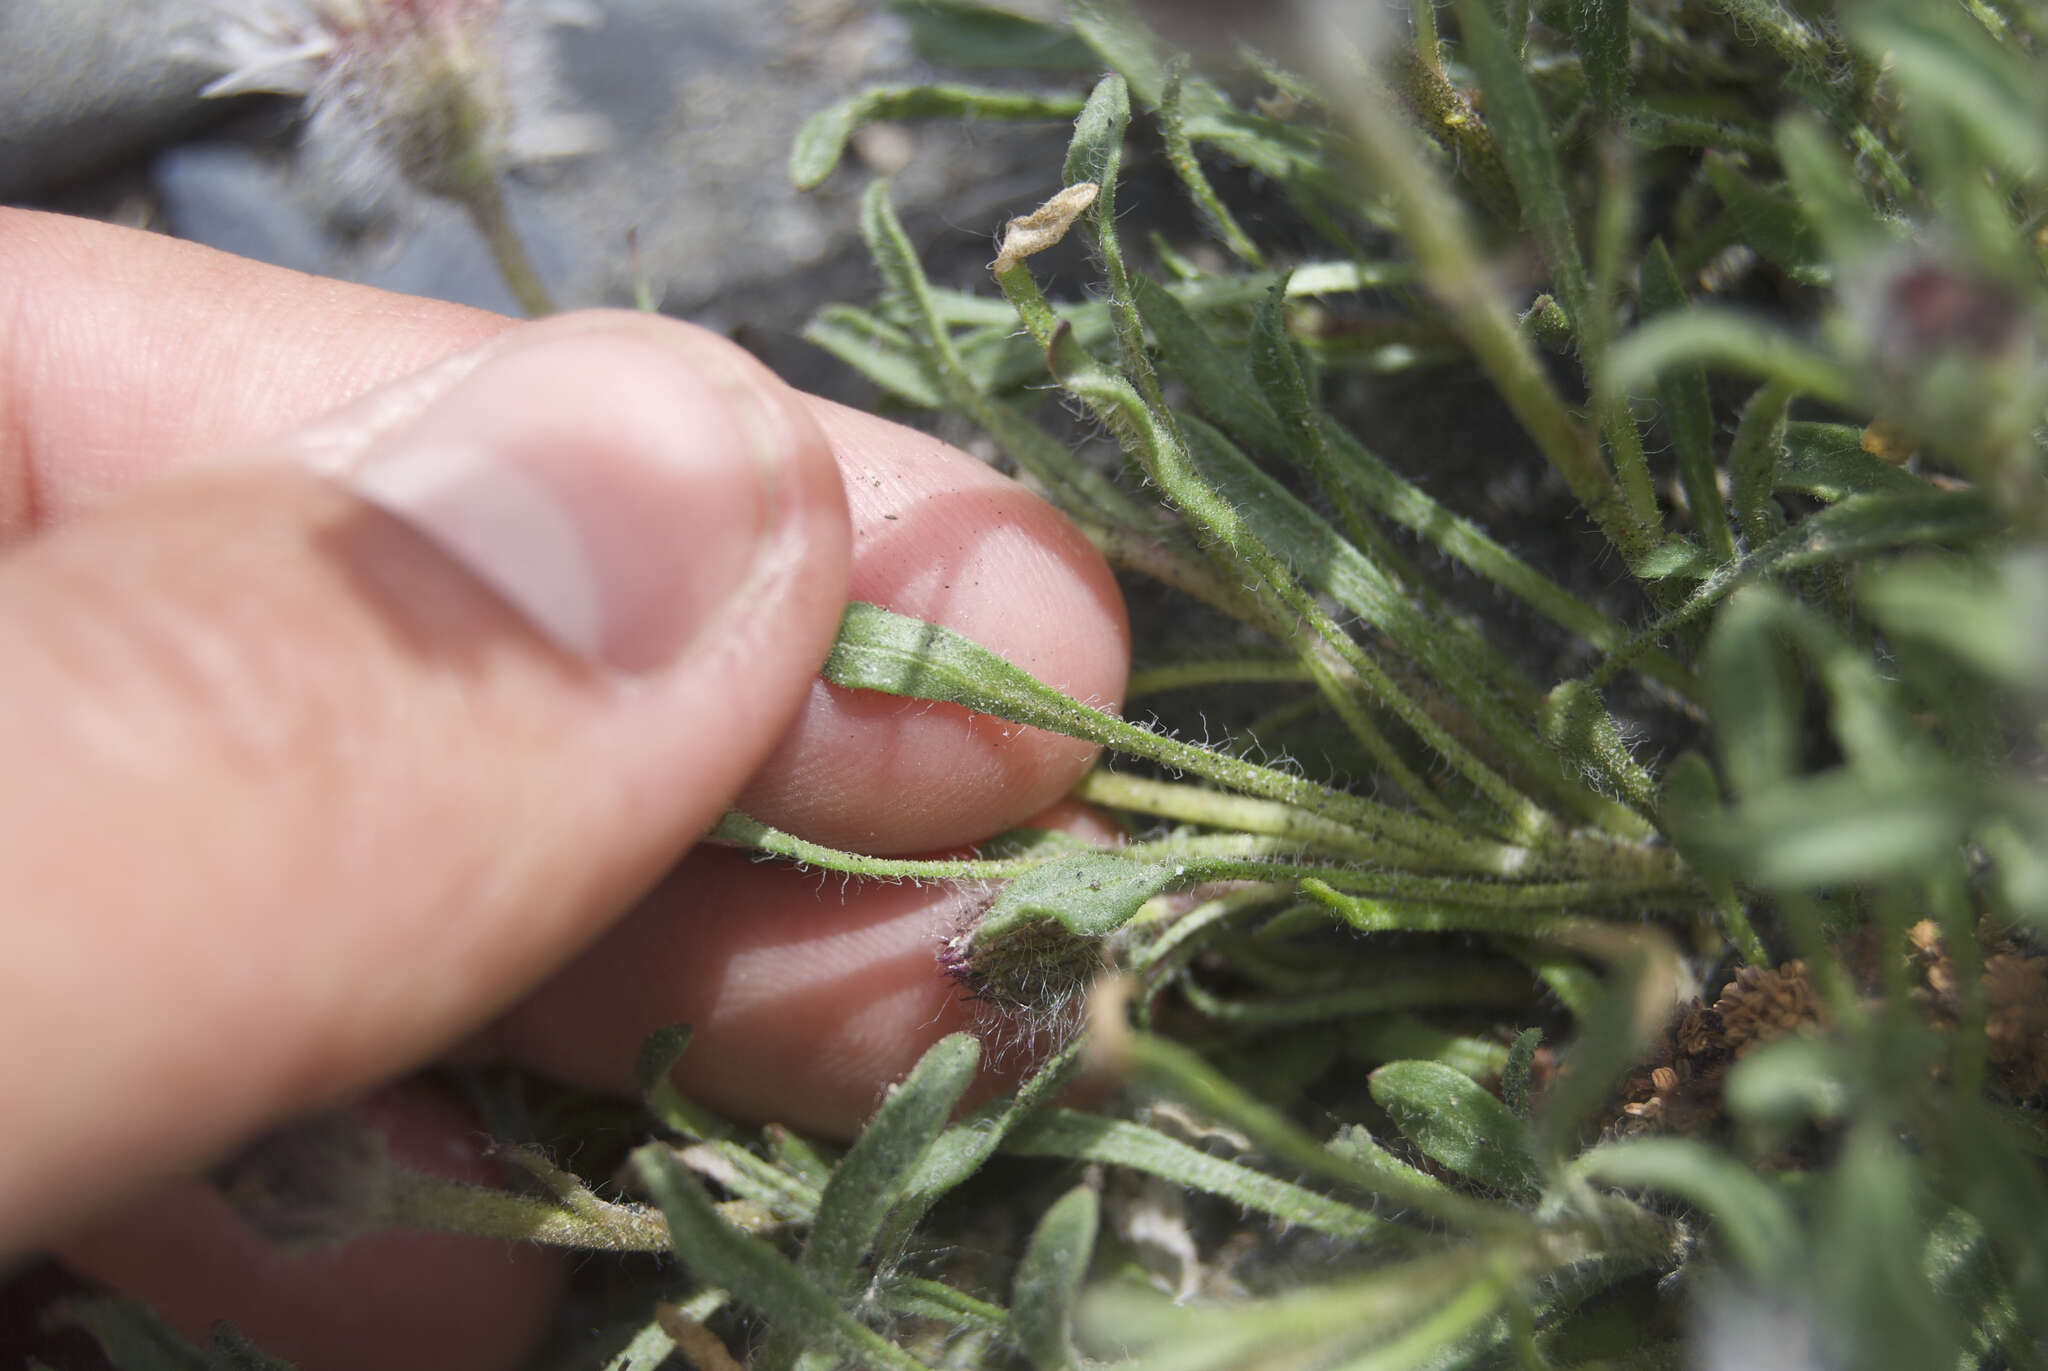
[1716, 961, 1828, 1055]
[188, 0, 604, 200]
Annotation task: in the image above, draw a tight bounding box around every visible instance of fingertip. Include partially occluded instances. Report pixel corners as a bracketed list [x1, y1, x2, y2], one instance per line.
[736, 399, 1130, 853]
[494, 802, 1127, 1138]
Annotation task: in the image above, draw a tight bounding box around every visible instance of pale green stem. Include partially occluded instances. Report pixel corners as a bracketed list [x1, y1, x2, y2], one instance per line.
[460, 176, 556, 317]
[1126, 657, 1312, 697]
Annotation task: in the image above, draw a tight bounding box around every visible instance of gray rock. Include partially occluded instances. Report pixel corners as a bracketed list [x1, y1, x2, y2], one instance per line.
[0, 0, 217, 196]
[4, 0, 1081, 397]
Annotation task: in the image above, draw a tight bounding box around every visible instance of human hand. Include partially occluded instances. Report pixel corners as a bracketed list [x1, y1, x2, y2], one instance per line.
[0, 209, 1127, 1368]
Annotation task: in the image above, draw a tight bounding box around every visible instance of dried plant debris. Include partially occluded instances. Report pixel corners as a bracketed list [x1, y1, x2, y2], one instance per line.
[993, 181, 1099, 273]
[1910, 919, 2048, 1100]
[1616, 962, 1830, 1138]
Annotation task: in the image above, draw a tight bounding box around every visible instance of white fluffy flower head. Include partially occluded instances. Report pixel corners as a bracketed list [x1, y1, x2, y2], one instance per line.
[192, 0, 604, 199]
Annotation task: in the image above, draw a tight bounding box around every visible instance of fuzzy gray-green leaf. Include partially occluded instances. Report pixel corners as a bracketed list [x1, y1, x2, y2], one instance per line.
[1063, 73, 1129, 191]
[791, 84, 1084, 189]
[1502, 1028, 1542, 1122]
[1641, 239, 1734, 562]
[634, 1023, 730, 1141]
[1861, 550, 2048, 689]
[1575, 1136, 1798, 1279]
[1452, 0, 1591, 326]
[1568, 0, 1631, 118]
[633, 1146, 926, 1371]
[1013, 1184, 1100, 1371]
[801, 1033, 979, 1301]
[1849, 5, 2048, 177]
[886, 0, 1096, 71]
[800, 306, 943, 407]
[1778, 422, 1928, 501]
[983, 853, 1180, 939]
[1004, 1110, 1387, 1241]
[44, 1298, 222, 1371]
[1702, 157, 1827, 285]
[1370, 1060, 1543, 1200]
[207, 1327, 298, 1371]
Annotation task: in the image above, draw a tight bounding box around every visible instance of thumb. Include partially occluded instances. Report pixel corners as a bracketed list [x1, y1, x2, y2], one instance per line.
[0, 312, 850, 1249]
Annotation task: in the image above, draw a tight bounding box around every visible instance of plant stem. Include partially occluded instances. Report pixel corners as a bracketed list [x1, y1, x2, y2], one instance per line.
[385, 1169, 670, 1249]
[460, 175, 556, 317]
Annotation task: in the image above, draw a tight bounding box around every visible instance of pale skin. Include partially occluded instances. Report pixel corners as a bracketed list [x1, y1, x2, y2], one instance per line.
[0, 209, 1129, 1369]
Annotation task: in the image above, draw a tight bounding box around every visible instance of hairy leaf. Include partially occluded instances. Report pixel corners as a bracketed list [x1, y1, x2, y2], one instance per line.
[1013, 1185, 1101, 1371]
[1370, 1060, 1543, 1199]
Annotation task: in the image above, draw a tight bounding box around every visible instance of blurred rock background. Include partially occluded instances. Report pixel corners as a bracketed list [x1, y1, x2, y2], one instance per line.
[1, 0, 1074, 399]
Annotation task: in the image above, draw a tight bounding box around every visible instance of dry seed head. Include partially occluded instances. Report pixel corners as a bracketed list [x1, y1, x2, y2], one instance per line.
[994, 182, 1100, 274]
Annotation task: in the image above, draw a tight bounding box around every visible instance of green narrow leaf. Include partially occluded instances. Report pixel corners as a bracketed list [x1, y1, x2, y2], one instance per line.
[765, 1125, 837, 1194]
[683, 1138, 822, 1222]
[801, 1033, 979, 1301]
[43, 1298, 212, 1371]
[1849, 5, 2048, 177]
[1691, 769, 1975, 888]
[985, 853, 1180, 938]
[1586, 489, 1999, 688]
[1641, 239, 1735, 562]
[1249, 276, 1311, 434]
[820, 601, 1529, 871]
[1159, 61, 1263, 267]
[634, 1024, 731, 1140]
[1369, 1060, 1543, 1199]
[1539, 680, 1661, 820]
[800, 306, 943, 408]
[875, 1277, 1012, 1335]
[633, 1147, 926, 1371]
[1861, 550, 2048, 688]
[1701, 156, 1827, 284]
[1701, 586, 1803, 800]
[790, 85, 1084, 189]
[1778, 422, 1927, 500]
[1573, 1137, 1798, 1279]
[1065, 0, 1168, 107]
[1814, 1125, 1960, 1368]
[1134, 276, 1284, 452]
[888, 1040, 1086, 1251]
[1451, 0, 1592, 326]
[1501, 1028, 1542, 1121]
[1013, 1185, 1101, 1371]
[1180, 417, 1647, 833]
[1347, 1016, 1512, 1081]
[886, 0, 1096, 70]
[1608, 308, 1854, 407]
[206, 1327, 298, 1371]
[1063, 72, 1129, 190]
[1315, 417, 1692, 692]
[1568, 0, 1631, 118]
[1775, 114, 1886, 260]
[1634, 536, 1712, 582]
[1657, 752, 1768, 963]
[1538, 952, 1656, 1155]
[1127, 1032, 1515, 1231]
[1728, 380, 1794, 549]
[1004, 1110, 1388, 1240]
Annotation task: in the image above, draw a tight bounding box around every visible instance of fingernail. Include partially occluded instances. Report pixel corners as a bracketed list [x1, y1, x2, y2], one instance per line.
[326, 325, 791, 672]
